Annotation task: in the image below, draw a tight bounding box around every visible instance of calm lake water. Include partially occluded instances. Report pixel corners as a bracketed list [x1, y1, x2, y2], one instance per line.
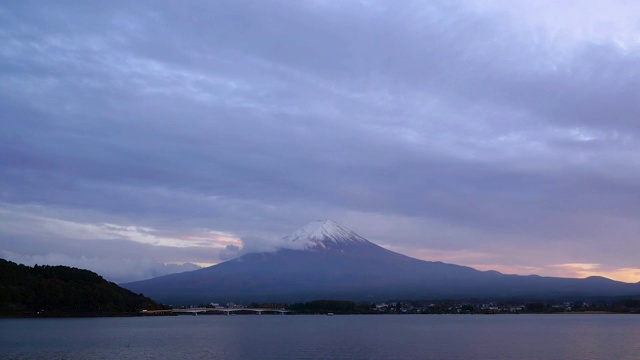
[1, 314, 638, 359]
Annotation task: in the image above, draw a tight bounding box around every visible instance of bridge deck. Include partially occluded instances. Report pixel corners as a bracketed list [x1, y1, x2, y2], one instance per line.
[141, 308, 292, 315]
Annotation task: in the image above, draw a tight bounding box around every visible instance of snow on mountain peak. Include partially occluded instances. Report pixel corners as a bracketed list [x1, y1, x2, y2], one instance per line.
[282, 220, 369, 250]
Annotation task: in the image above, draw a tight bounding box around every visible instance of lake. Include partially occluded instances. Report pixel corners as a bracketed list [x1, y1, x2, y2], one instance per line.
[1, 314, 638, 359]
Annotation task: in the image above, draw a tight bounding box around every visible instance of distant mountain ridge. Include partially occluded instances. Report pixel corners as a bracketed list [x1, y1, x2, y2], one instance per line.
[123, 220, 640, 305]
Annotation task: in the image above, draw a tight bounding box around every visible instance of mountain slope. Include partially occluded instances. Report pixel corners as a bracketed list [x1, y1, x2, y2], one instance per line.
[0, 259, 167, 317]
[122, 220, 640, 305]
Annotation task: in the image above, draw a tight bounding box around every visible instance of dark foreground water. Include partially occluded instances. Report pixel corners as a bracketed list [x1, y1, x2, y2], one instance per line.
[1, 314, 638, 359]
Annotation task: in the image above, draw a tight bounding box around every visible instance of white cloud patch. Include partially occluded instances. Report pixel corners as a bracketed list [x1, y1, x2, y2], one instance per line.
[0, 250, 201, 284]
[464, 0, 640, 49]
[0, 203, 241, 249]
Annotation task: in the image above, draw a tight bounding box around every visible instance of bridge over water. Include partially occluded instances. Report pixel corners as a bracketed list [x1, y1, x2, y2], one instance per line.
[141, 307, 292, 315]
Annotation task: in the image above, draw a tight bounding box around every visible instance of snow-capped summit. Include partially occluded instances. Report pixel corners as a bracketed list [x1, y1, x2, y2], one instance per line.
[282, 220, 369, 250]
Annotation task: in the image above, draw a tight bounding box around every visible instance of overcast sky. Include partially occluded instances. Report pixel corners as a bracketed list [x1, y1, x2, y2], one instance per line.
[1, 0, 639, 283]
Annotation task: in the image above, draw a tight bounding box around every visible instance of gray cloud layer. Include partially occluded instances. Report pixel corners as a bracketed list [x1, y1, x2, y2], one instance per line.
[1, 0, 639, 282]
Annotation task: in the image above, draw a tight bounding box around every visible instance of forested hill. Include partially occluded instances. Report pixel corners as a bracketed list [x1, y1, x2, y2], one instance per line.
[0, 259, 167, 317]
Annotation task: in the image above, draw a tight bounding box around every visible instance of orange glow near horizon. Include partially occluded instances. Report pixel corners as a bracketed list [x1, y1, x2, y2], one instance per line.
[461, 263, 640, 284]
[386, 245, 640, 284]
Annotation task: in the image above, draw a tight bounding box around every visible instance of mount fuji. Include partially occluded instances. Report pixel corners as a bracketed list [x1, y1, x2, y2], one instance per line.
[122, 220, 640, 305]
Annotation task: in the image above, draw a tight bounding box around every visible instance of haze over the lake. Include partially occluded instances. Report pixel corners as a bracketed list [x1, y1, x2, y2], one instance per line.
[1, 0, 639, 284]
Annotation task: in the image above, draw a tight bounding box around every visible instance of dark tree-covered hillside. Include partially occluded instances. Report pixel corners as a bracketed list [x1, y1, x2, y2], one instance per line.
[0, 259, 167, 317]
